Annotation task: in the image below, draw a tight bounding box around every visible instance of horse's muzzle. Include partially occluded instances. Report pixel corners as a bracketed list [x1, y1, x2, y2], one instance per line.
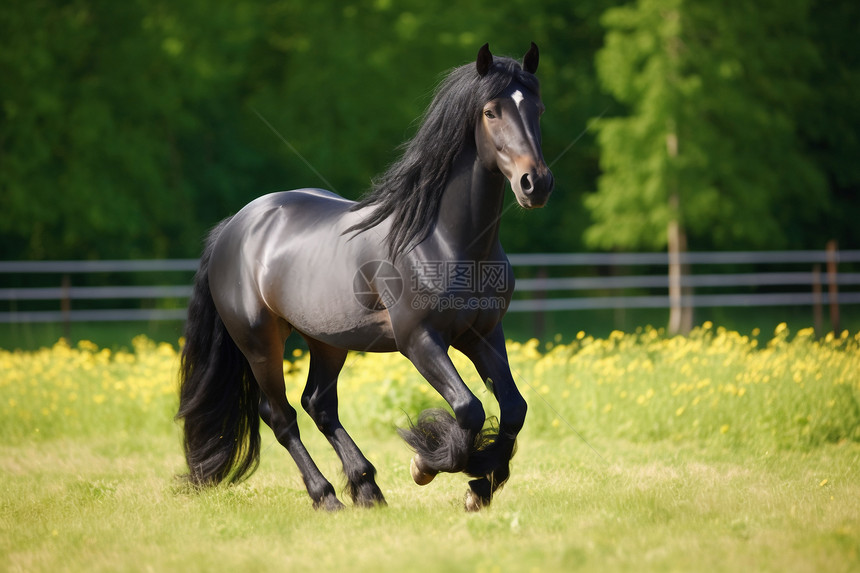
[515, 168, 554, 209]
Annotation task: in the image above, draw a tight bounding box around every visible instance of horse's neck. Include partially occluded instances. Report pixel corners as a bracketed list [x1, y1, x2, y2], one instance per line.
[433, 145, 507, 261]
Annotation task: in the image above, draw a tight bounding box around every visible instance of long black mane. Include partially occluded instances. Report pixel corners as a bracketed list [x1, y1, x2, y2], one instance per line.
[346, 55, 540, 258]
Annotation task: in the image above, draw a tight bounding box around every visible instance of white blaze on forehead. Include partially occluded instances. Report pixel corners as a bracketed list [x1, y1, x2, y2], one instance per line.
[511, 90, 525, 109]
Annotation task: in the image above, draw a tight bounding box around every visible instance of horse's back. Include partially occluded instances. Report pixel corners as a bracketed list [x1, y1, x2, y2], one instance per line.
[236, 188, 353, 219]
[207, 189, 395, 349]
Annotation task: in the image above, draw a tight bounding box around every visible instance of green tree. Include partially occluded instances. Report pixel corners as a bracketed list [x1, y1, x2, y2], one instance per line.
[3, 0, 857, 265]
[587, 0, 828, 331]
[799, 0, 860, 249]
[588, 0, 826, 252]
[0, 0, 259, 259]
[1, 0, 619, 260]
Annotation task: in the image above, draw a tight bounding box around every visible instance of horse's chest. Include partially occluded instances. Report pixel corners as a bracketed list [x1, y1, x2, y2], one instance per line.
[408, 259, 513, 299]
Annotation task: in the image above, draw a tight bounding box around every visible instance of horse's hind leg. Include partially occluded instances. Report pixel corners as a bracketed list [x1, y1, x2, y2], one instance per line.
[301, 338, 386, 507]
[237, 321, 344, 511]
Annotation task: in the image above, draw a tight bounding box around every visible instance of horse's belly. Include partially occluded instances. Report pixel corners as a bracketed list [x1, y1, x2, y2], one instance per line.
[285, 302, 397, 351]
[263, 263, 397, 351]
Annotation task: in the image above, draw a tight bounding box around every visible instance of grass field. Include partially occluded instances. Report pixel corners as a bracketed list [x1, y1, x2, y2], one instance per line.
[2, 324, 859, 572]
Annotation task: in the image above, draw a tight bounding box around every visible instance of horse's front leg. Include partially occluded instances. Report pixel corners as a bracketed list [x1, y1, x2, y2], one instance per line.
[457, 325, 527, 511]
[399, 329, 486, 485]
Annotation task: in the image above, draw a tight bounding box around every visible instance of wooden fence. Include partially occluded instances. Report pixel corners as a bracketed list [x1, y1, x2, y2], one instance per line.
[2, 250, 858, 332]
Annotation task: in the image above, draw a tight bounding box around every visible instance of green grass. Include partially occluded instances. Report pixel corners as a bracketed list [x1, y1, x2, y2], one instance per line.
[3, 436, 858, 572]
[2, 325, 859, 572]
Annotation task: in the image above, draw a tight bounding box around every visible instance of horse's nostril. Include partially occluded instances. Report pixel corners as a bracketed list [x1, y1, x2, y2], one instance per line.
[520, 173, 533, 193]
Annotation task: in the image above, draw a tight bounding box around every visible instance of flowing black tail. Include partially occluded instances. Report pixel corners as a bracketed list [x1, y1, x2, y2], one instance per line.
[176, 219, 261, 486]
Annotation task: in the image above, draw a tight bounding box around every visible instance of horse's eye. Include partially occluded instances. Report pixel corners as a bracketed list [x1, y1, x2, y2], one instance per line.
[484, 109, 496, 119]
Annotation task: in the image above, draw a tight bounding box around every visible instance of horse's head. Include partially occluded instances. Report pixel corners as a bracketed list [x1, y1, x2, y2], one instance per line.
[474, 43, 554, 209]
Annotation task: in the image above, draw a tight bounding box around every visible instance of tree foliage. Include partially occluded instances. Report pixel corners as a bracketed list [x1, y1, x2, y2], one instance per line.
[0, 0, 258, 258]
[586, 0, 832, 251]
[0, 0, 857, 260]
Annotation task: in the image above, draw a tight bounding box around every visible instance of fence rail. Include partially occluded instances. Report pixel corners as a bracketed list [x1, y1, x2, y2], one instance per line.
[1, 250, 857, 325]
[506, 251, 860, 266]
[0, 259, 200, 273]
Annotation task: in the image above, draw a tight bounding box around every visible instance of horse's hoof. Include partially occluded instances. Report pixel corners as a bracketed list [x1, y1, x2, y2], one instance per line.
[410, 455, 437, 486]
[351, 482, 388, 508]
[314, 495, 345, 512]
[464, 489, 486, 512]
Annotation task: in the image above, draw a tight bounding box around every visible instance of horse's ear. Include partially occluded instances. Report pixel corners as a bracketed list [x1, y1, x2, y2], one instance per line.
[476, 43, 492, 76]
[523, 42, 539, 74]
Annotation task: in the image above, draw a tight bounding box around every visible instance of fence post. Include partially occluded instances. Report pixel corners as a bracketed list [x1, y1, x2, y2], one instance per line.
[532, 267, 547, 339]
[812, 264, 823, 335]
[668, 224, 682, 334]
[826, 240, 840, 334]
[681, 243, 694, 333]
[61, 274, 71, 339]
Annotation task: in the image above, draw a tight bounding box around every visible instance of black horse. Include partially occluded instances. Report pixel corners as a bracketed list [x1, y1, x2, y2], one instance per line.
[177, 43, 554, 511]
